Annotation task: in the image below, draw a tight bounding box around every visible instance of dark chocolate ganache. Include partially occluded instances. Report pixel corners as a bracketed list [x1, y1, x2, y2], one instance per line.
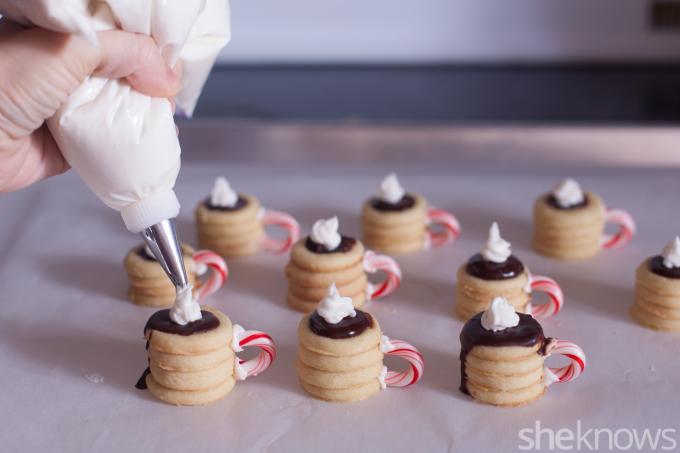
[305, 235, 357, 254]
[370, 193, 416, 212]
[308, 309, 373, 339]
[135, 309, 220, 389]
[466, 253, 524, 280]
[137, 246, 156, 262]
[459, 312, 551, 395]
[545, 193, 588, 210]
[204, 195, 248, 211]
[649, 255, 680, 279]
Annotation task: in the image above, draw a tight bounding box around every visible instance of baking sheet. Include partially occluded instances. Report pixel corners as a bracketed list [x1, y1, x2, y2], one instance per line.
[1, 149, 679, 452]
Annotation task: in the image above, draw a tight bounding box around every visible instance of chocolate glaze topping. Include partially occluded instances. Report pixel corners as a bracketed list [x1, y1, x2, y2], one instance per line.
[466, 253, 524, 280]
[305, 235, 357, 254]
[370, 193, 416, 212]
[545, 193, 588, 210]
[309, 309, 373, 339]
[135, 309, 220, 389]
[459, 312, 551, 395]
[137, 246, 156, 262]
[204, 195, 248, 212]
[649, 255, 680, 279]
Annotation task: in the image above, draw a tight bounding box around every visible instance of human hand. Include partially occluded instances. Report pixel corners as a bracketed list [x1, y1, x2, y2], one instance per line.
[0, 21, 182, 193]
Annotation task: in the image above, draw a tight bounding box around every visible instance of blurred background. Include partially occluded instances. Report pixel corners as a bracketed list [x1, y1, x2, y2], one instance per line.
[192, 0, 680, 123]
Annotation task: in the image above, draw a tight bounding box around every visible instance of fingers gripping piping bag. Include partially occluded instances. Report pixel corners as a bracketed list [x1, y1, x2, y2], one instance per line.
[1, 0, 231, 324]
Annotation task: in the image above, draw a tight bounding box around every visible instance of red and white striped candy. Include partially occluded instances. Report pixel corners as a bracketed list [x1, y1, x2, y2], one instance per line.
[232, 325, 276, 380]
[363, 250, 402, 301]
[193, 250, 228, 301]
[261, 209, 300, 254]
[601, 208, 636, 249]
[528, 274, 564, 319]
[545, 339, 586, 385]
[382, 338, 424, 387]
[425, 207, 461, 249]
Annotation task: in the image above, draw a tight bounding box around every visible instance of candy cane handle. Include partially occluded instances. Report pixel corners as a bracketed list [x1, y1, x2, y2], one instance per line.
[545, 339, 586, 386]
[261, 209, 300, 254]
[383, 339, 424, 387]
[232, 326, 276, 380]
[193, 250, 228, 301]
[425, 207, 461, 249]
[529, 274, 564, 319]
[601, 208, 635, 249]
[363, 250, 402, 301]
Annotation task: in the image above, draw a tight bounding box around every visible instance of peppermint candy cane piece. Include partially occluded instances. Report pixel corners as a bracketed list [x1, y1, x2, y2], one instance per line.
[425, 207, 461, 249]
[544, 339, 586, 386]
[193, 250, 228, 301]
[528, 274, 564, 319]
[260, 209, 300, 254]
[363, 250, 402, 301]
[381, 336, 424, 388]
[231, 324, 276, 381]
[601, 208, 636, 249]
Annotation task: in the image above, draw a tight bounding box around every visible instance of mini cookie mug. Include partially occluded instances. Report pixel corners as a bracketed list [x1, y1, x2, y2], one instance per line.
[124, 244, 228, 307]
[532, 178, 636, 260]
[460, 297, 586, 407]
[296, 284, 424, 402]
[361, 173, 461, 254]
[455, 223, 564, 321]
[139, 306, 276, 406]
[286, 217, 402, 312]
[196, 177, 300, 258]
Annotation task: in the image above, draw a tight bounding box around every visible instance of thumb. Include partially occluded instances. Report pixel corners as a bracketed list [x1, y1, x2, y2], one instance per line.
[95, 30, 181, 98]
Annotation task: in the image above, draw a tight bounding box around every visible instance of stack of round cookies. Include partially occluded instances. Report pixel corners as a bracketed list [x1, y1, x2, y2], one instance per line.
[361, 173, 428, 254]
[296, 285, 384, 402]
[142, 306, 237, 405]
[286, 217, 368, 312]
[124, 244, 197, 307]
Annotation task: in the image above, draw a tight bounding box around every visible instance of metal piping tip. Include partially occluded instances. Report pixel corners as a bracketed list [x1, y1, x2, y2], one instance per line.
[140, 218, 189, 289]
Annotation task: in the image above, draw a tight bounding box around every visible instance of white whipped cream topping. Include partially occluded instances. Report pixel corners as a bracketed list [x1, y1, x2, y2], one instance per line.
[552, 178, 585, 208]
[380, 334, 395, 353]
[378, 173, 406, 204]
[378, 365, 388, 390]
[210, 176, 238, 208]
[310, 216, 342, 251]
[662, 237, 680, 269]
[169, 285, 202, 325]
[481, 296, 520, 332]
[316, 283, 356, 324]
[481, 222, 511, 263]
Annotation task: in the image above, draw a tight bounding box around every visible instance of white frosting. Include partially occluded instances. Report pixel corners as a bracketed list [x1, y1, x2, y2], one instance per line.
[380, 334, 395, 353]
[552, 178, 585, 208]
[316, 283, 356, 324]
[230, 324, 248, 380]
[662, 237, 680, 269]
[210, 176, 238, 208]
[310, 217, 342, 251]
[378, 365, 388, 390]
[481, 296, 520, 332]
[481, 222, 511, 263]
[378, 173, 406, 204]
[543, 367, 560, 387]
[169, 285, 202, 325]
[7, 0, 232, 232]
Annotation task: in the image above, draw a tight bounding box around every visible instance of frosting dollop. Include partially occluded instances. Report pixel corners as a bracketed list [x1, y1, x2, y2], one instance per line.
[210, 176, 238, 208]
[481, 296, 520, 332]
[316, 283, 356, 324]
[481, 222, 511, 263]
[169, 285, 202, 325]
[310, 216, 342, 251]
[378, 173, 406, 204]
[662, 236, 680, 269]
[552, 178, 585, 208]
